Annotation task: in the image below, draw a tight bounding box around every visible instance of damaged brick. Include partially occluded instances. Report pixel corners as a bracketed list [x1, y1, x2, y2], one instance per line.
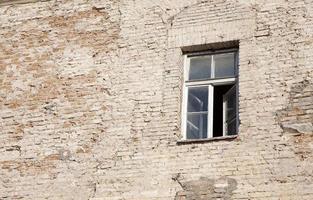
[173, 175, 237, 200]
[277, 79, 313, 135]
[277, 79, 313, 160]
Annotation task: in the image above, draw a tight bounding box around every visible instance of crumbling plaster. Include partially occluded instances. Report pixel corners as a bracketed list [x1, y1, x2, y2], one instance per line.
[0, 0, 313, 199]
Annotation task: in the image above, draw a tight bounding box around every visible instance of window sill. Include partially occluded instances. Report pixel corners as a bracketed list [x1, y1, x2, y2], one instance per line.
[177, 135, 238, 145]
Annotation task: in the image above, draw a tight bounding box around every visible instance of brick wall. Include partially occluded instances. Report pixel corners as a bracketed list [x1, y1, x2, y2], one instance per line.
[0, 0, 312, 199]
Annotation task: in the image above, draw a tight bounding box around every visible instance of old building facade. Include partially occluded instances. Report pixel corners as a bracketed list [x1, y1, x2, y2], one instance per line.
[0, 0, 313, 199]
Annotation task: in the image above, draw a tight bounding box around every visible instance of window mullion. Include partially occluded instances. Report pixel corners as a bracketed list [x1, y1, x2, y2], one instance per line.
[186, 55, 190, 80]
[207, 55, 214, 138]
[182, 55, 189, 140]
[185, 78, 236, 87]
[236, 81, 239, 136]
[182, 86, 188, 140]
[208, 85, 214, 138]
[211, 55, 215, 78]
[223, 98, 226, 136]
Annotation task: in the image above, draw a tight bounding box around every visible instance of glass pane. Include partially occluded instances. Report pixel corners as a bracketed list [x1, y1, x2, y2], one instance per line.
[227, 119, 237, 135]
[187, 87, 208, 112]
[187, 113, 208, 139]
[189, 56, 212, 80]
[214, 53, 235, 78]
[226, 87, 236, 120]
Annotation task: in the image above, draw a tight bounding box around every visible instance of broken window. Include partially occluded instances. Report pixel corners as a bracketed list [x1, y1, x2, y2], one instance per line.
[182, 50, 238, 140]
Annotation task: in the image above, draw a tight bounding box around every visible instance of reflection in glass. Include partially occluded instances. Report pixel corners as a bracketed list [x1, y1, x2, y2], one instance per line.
[187, 113, 208, 139]
[187, 87, 208, 112]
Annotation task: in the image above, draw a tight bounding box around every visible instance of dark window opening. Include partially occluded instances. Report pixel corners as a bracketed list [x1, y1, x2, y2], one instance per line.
[213, 84, 233, 137]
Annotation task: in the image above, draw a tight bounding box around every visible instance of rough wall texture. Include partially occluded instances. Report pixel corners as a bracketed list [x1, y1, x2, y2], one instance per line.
[0, 0, 312, 199]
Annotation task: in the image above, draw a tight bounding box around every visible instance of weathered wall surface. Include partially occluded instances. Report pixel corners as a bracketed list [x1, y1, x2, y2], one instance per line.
[0, 0, 312, 199]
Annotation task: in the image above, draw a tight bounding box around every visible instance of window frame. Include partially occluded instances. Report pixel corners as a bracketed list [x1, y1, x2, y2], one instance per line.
[181, 49, 239, 140]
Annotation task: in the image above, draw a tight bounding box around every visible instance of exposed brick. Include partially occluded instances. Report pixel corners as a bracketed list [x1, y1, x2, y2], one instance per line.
[0, 0, 313, 199]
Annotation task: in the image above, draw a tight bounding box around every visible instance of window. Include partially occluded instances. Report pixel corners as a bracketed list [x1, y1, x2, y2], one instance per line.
[182, 49, 238, 140]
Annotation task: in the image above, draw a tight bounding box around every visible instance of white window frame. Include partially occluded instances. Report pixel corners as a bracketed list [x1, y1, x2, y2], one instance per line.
[181, 49, 239, 140]
[222, 84, 237, 135]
